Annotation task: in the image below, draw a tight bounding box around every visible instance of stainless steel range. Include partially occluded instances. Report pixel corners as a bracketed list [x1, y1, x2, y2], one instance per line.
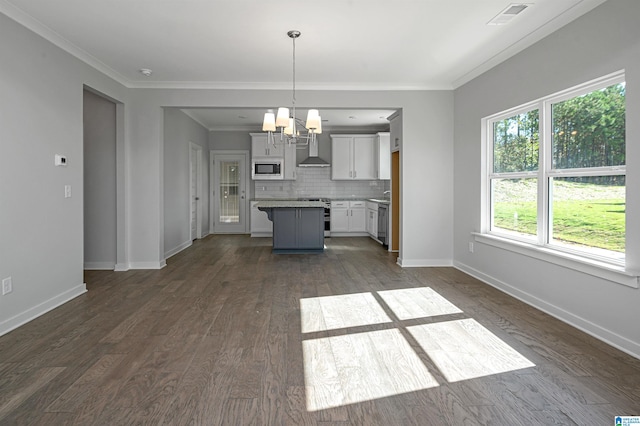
[300, 198, 331, 237]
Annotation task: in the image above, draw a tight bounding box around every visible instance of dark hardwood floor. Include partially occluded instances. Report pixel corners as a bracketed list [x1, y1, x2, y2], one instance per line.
[1, 235, 639, 425]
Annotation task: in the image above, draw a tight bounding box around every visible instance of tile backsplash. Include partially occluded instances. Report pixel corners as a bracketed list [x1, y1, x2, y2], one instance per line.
[254, 167, 389, 199]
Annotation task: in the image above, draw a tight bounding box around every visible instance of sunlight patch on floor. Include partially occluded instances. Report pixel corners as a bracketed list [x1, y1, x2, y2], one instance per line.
[378, 287, 463, 320]
[301, 287, 535, 411]
[302, 329, 439, 411]
[408, 318, 535, 382]
[300, 293, 392, 333]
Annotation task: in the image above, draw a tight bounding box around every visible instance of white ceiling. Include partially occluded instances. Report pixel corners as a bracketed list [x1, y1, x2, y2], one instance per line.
[1, 0, 606, 129]
[182, 108, 397, 132]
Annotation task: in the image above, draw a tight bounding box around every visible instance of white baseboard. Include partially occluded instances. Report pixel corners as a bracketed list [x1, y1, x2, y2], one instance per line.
[330, 232, 369, 237]
[84, 261, 116, 270]
[164, 240, 192, 260]
[0, 283, 87, 337]
[397, 258, 453, 267]
[251, 232, 273, 237]
[128, 260, 167, 270]
[454, 260, 640, 360]
[114, 263, 129, 272]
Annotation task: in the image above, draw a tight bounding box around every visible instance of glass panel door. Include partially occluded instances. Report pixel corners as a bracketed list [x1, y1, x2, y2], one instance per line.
[219, 160, 239, 223]
[213, 153, 248, 233]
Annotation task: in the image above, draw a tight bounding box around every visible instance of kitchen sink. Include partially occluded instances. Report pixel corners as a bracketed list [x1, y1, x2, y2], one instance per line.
[367, 198, 390, 204]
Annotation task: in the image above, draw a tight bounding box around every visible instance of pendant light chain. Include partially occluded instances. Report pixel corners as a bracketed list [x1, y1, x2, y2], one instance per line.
[291, 33, 297, 138]
[262, 30, 320, 146]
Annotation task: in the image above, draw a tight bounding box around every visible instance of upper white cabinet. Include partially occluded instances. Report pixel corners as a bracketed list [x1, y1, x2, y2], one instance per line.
[250, 133, 284, 158]
[376, 132, 390, 180]
[330, 134, 376, 180]
[388, 111, 402, 153]
[250, 133, 296, 180]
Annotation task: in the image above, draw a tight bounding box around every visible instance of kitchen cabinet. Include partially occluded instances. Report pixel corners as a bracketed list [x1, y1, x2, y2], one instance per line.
[330, 135, 376, 180]
[331, 200, 366, 234]
[376, 132, 390, 180]
[250, 133, 296, 180]
[251, 133, 284, 158]
[272, 207, 324, 251]
[250, 201, 273, 236]
[388, 111, 402, 153]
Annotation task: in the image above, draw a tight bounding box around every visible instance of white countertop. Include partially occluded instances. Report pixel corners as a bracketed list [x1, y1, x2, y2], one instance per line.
[254, 200, 327, 208]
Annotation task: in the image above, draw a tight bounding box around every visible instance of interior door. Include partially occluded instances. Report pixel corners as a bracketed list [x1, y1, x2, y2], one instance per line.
[213, 153, 248, 233]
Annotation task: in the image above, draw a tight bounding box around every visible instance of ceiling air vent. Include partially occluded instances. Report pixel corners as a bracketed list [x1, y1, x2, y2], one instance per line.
[488, 3, 531, 25]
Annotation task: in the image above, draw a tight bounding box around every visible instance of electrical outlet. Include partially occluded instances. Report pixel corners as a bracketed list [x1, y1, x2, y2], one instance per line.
[468, 242, 474, 253]
[2, 277, 12, 295]
[64, 185, 72, 198]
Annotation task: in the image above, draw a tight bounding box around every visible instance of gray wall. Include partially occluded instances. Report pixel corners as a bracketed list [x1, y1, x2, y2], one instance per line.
[453, 0, 640, 357]
[209, 130, 251, 151]
[164, 108, 210, 258]
[83, 89, 117, 269]
[0, 12, 128, 335]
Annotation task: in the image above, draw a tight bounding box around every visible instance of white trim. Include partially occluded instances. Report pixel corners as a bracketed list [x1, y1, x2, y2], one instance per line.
[453, 261, 640, 360]
[164, 240, 193, 260]
[84, 262, 116, 270]
[483, 71, 628, 270]
[474, 232, 638, 288]
[397, 258, 453, 268]
[189, 143, 203, 240]
[210, 150, 251, 234]
[329, 232, 369, 237]
[114, 263, 130, 272]
[0, 0, 130, 87]
[128, 260, 166, 270]
[0, 284, 87, 337]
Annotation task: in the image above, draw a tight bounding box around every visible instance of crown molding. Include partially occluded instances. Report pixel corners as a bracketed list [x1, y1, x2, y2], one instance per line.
[0, 0, 132, 87]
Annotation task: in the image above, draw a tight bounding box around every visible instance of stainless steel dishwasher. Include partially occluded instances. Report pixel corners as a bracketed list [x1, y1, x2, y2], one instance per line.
[377, 203, 388, 246]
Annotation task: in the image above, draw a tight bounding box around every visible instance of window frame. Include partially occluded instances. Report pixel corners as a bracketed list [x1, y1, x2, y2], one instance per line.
[479, 71, 636, 288]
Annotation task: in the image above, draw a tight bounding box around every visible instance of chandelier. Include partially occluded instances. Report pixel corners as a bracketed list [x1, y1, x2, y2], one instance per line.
[262, 30, 321, 147]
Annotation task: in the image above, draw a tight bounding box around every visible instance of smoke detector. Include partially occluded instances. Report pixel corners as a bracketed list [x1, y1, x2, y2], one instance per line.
[488, 3, 531, 25]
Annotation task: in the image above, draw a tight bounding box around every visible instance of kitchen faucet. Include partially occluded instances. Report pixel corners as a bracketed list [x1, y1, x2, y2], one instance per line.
[383, 190, 391, 199]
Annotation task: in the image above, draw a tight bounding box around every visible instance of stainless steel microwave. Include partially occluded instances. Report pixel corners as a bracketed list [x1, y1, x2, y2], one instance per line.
[252, 158, 283, 180]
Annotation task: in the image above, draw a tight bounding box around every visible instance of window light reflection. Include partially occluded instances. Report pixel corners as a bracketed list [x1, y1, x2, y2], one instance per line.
[300, 288, 536, 411]
[302, 329, 439, 411]
[378, 287, 463, 320]
[300, 292, 391, 333]
[408, 319, 535, 382]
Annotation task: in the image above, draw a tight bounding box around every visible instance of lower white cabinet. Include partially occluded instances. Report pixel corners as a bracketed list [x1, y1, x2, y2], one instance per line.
[250, 201, 273, 236]
[331, 200, 366, 234]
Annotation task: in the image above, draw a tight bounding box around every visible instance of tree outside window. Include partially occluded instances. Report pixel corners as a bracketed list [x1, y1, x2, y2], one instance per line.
[487, 75, 626, 262]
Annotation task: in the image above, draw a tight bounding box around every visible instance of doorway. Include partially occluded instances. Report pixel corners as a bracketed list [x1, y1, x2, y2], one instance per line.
[83, 89, 117, 269]
[210, 151, 250, 233]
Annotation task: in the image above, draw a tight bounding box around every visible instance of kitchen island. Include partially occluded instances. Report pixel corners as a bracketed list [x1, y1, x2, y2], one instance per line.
[255, 200, 325, 253]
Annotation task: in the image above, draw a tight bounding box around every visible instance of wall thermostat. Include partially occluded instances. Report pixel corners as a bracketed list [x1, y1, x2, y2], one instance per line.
[55, 154, 67, 166]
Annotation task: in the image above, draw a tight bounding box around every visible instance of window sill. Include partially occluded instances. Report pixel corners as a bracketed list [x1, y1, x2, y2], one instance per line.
[472, 232, 639, 289]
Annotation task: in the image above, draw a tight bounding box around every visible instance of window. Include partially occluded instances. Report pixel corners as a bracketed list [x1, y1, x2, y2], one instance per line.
[484, 72, 626, 266]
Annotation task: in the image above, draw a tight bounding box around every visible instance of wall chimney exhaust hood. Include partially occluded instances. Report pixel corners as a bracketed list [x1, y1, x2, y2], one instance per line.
[299, 139, 330, 167]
